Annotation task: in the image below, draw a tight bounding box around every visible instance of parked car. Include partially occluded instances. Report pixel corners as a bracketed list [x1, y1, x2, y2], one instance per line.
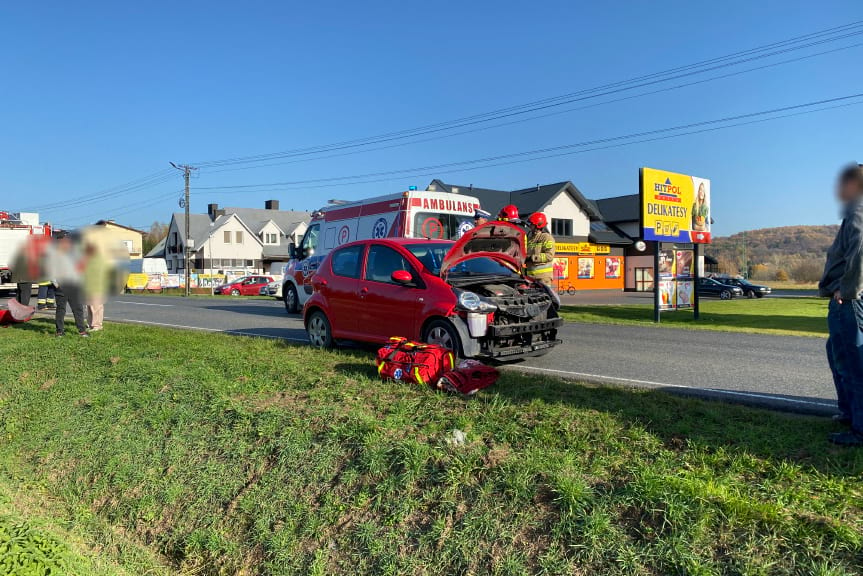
[215, 275, 273, 296]
[719, 278, 772, 298]
[302, 222, 563, 359]
[696, 277, 744, 300]
[260, 280, 283, 299]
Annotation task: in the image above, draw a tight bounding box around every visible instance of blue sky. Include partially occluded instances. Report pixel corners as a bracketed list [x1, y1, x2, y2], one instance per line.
[2, 1, 861, 235]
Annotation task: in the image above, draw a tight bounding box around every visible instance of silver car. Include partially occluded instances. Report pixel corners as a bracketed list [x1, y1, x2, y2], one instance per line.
[260, 280, 283, 299]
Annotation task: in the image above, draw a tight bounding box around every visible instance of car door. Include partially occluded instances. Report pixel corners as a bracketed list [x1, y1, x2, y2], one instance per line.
[358, 243, 427, 342]
[321, 244, 365, 338]
[240, 277, 258, 295]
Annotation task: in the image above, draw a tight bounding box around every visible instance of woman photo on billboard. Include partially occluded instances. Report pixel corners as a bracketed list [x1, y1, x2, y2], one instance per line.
[692, 182, 709, 231]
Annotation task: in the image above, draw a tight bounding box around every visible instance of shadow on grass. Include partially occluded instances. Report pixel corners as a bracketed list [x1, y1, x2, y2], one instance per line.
[559, 305, 828, 336]
[332, 358, 861, 476]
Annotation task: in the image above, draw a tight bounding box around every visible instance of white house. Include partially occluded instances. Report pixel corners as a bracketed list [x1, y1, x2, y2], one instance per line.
[161, 200, 309, 277]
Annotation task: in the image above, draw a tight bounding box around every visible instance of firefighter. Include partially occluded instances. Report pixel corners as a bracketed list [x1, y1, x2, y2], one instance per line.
[37, 280, 56, 310]
[496, 204, 521, 224]
[525, 212, 555, 288]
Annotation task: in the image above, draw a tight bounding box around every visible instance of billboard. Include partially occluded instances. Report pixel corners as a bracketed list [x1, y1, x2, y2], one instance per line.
[641, 167, 711, 243]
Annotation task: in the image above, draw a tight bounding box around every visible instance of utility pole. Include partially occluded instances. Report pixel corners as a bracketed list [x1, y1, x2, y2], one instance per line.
[170, 162, 197, 297]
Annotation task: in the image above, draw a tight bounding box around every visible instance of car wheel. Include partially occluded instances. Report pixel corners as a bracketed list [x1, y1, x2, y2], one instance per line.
[307, 310, 333, 349]
[423, 319, 461, 355]
[720, 290, 732, 300]
[231, 288, 241, 296]
[756, 292, 765, 298]
[746, 289, 756, 299]
[284, 284, 299, 314]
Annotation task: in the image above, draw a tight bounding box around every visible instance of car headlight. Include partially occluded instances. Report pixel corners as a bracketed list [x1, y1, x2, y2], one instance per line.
[456, 290, 497, 313]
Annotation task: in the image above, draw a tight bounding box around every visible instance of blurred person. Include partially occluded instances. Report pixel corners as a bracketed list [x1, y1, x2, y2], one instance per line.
[692, 181, 709, 232]
[9, 236, 46, 306]
[525, 212, 555, 289]
[819, 163, 863, 446]
[473, 208, 491, 227]
[47, 233, 89, 337]
[84, 242, 109, 331]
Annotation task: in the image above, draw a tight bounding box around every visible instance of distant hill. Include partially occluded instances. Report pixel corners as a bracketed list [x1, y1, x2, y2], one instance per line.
[706, 225, 838, 281]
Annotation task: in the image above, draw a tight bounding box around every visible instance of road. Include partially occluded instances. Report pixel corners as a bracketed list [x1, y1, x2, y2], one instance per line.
[89, 294, 836, 415]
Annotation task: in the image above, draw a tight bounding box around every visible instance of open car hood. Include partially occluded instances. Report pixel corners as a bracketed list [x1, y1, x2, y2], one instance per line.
[441, 221, 526, 276]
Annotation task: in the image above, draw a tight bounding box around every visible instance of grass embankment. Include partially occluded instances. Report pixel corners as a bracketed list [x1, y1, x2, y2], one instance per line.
[561, 297, 828, 337]
[1, 320, 861, 575]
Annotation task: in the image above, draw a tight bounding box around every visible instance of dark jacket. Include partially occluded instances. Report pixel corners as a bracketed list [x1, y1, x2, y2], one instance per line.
[820, 199, 863, 299]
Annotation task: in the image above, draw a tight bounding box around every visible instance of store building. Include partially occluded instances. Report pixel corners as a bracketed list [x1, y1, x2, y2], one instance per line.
[427, 180, 632, 291]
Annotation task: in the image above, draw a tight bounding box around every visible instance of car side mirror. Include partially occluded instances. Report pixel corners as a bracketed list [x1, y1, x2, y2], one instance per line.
[391, 270, 413, 285]
[288, 244, 297, 259]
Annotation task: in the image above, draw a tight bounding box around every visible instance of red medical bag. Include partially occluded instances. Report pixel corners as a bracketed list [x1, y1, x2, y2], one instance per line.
[436, 360, 500, 395]
[376, 337, 456, 387]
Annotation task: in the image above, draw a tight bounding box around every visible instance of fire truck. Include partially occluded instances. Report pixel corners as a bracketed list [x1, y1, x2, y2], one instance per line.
[0, 212, 51, 291]
[282, 189, 482, 313]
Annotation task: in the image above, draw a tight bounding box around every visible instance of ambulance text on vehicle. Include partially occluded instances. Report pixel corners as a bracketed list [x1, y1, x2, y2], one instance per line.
[281, 189, 481, 313]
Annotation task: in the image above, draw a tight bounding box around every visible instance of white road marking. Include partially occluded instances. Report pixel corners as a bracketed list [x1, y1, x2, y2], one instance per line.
[115, 301, 174, 307]
[510, 365, 836, 409]
[104, 317, 308, 343]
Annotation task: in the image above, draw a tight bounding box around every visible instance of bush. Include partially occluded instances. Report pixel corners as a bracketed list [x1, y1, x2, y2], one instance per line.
[775, 269, 789, 282]
[750, 264, 771, 281]
[791, 261, 823, 283]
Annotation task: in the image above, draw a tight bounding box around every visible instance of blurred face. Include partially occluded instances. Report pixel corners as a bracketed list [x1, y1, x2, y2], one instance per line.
[475, 216, 488, 226]
[838, 176, 863, 204]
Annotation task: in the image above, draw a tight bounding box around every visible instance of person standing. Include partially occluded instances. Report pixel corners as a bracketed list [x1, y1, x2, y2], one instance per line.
[525, 212, 556, 288]
[819, 164, 863, 446]
[47, 234, 89, 337]
[84, 242, 109, 331]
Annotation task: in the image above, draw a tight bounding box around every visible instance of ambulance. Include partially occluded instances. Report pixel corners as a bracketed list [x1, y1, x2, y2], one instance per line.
[282, 189, 482, 313]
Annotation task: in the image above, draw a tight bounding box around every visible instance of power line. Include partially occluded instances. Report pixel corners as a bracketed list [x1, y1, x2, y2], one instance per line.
[191, 20, 863, 170]
[23, 169, 177, 212]
[200, 40, 863, 176]
[192, 92, 863, 193]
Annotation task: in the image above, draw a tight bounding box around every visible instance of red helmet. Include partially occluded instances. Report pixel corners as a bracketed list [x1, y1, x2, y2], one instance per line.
[528, 212, 547, 229]
[498, 204, 519, 221]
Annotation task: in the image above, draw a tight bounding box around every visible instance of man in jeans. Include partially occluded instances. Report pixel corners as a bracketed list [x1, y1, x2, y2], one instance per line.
[820, 164, 863, 446]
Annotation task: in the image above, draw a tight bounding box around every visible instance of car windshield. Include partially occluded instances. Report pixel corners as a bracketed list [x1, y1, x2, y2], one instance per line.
[403, 243, 517, 278]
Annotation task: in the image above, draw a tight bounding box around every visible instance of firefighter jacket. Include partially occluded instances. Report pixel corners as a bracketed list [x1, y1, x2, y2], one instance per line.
[526, 229, 555, 277]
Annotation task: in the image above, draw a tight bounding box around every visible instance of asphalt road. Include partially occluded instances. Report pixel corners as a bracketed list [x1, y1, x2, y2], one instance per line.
[85, 294, 836, 416]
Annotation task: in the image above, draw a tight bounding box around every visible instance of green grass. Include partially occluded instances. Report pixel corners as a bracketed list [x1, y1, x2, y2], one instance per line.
[1, 320, 861, 575]
[560, 297, 828, 337]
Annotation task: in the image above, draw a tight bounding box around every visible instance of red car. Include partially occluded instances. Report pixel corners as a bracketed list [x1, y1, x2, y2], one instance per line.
[302, 222, 562, 359]
[215, 275, 274, 296]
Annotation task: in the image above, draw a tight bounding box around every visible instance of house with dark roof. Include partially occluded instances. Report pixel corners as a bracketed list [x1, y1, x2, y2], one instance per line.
[427, 179, 629, 247]
[162, 200, 309, 277]
[427, 179, 632, 290]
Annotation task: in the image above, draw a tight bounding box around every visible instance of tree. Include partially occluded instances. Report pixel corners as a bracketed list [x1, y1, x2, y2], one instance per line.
[750, 263, 771, 280]
[143, 221, 169, 255]
[775, 269, 789, 282]
[791, 260, 823, 283]
[716, 255, 739, 276]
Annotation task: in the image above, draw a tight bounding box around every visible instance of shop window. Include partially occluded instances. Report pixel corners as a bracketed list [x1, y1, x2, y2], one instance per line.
[551, 218, 573, 237]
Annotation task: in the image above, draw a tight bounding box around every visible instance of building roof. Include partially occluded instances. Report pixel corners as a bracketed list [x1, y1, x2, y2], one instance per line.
[222, 207, 309, 237]
[145, 236, 166, 258]
[594, 194, 640, 224]
[428, 179, 601, 220]
[93, 220, 146, 235]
